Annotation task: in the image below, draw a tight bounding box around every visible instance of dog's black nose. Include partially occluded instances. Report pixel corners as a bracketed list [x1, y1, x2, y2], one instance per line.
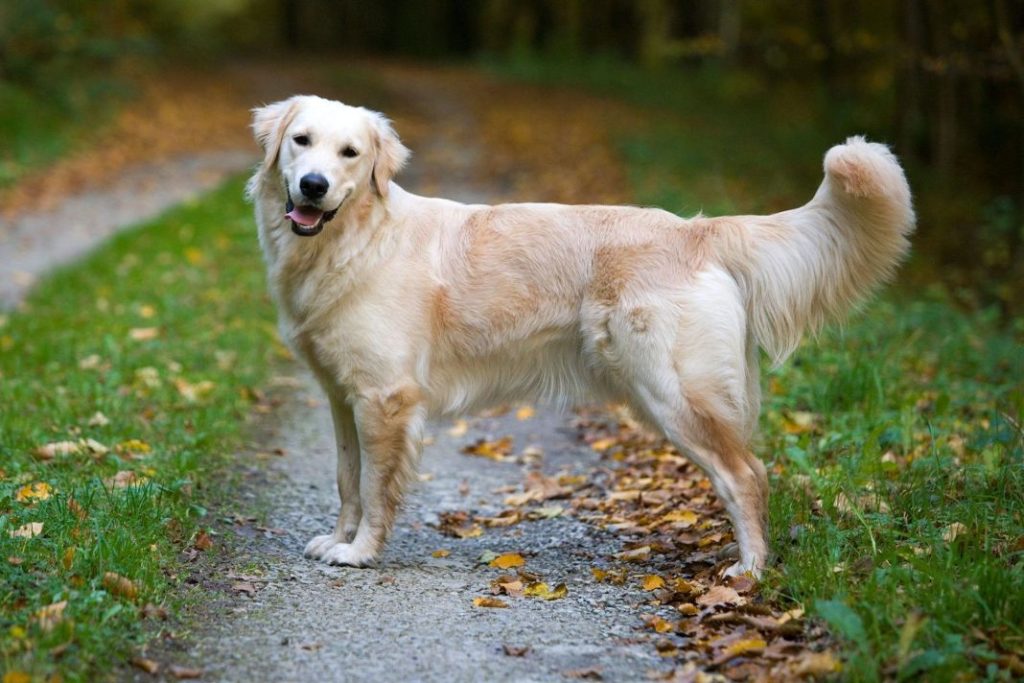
[299, 173, 329, 199]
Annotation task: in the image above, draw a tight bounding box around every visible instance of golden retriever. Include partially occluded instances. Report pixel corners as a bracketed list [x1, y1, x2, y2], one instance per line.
[248, 95, 914, 577]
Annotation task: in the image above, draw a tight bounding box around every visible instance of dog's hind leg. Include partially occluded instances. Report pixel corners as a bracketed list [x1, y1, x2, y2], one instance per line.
[304, 395, 362, 559]
[319, 386, 425, 567]
[615, 273, 768, 577]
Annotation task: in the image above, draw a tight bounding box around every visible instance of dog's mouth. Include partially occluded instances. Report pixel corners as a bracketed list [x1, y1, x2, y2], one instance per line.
[285, 195, 339, 237]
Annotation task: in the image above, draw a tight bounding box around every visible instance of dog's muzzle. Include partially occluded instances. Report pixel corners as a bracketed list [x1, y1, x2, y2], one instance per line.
[285, 193, 339, 237]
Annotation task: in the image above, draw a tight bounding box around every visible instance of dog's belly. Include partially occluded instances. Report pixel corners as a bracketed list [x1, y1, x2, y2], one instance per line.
[424, 327, 614, 417]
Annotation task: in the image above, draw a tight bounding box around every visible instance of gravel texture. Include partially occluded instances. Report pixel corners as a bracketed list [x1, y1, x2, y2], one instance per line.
[181, 373, 664, 683]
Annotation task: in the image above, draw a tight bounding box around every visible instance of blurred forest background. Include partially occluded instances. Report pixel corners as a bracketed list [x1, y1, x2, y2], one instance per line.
[2, 0, 1022, 316]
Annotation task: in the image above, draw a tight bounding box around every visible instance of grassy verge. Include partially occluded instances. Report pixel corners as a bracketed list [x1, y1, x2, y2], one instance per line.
[0, 80, 127, 188]
[488, 57, 1024, 680]
[0, 176, 277, 680]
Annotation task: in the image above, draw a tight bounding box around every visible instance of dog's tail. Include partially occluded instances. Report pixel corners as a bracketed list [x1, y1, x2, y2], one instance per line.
[719, 136, 915, 365]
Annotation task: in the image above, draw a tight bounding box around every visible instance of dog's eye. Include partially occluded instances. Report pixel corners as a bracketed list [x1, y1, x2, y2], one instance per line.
[342, 146, 359, 158]
[293, 135, 310, 147]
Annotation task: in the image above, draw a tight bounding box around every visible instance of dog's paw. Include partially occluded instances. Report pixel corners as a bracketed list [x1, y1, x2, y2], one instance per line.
[322, 542, 376, 567]
[723, 560, 762, 580]
[304, 533, 343, 560]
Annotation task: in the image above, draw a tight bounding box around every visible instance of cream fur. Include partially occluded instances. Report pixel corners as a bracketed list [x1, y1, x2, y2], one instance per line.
[249, 95, 915, 576]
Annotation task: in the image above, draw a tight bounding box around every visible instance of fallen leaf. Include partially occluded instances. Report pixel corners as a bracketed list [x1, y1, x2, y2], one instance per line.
[131, 657, 160, 675]
[645, 615, 674, 633]
[589, 437, 618, 451]
[87, 411, 111, 427]
[129, 327, 160, 341]
[477, 510, 521, 527]
[7, 556, 23, 566]
[103, 572, 139, 600]
[503, 644, 530, 657]
[33, 601, 67, 631]
[714, 637, 767, 665]
[9, 522, 43, 538]
[697, 584, 744, 609]
[232, 581, 258, 595]
[490, 552, 526, 569]
[431, 549, 450, 558]
[168, 665, 203, 679]
[790, 650, 842, 676]
[658, 509, 699, 527]
[462, 436, 514, 460]
[193, 530, 213, 551]
[614, 546, 651, 562]
[516, 405, 535, 420]
[564, 667, 603, 679]
[524, 582, 567, 600]
[15, 481, 52, 502]
[473, 596, 509, 608]
[174, 378, 216, 402]
[642, 575, 666, 591]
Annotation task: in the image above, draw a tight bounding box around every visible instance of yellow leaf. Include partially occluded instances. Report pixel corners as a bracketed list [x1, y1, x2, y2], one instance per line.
[515, 405, 535, 420]
[589, 437, 617, 451]
[722, 637, 767, 659]
[525, 582, 568, 600]
[4, 672, 31, 683]
[16, 481, 52, 502]
[432, 549, 450, 558]
[490, 552, 525, 569]
[642, 575, 666, 591]
[9, 522, 43, 539]
[473, 596, 508, 608]
[658, 509, 699, 527]
[185, 247, 205, 265]
[647, 615, 674, 633]
[138, 304, 156, 318]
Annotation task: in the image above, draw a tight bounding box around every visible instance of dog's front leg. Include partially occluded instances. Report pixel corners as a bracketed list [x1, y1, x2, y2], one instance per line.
[316, 386, 424, 567]
[304, 396, 362, 559]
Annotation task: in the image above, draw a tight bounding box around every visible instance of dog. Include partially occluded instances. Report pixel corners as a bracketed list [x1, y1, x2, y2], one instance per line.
[247, 95, 914, 577]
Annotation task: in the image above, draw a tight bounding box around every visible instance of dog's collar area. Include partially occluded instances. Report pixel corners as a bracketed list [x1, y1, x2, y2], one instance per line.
[285, 192, 338, 237]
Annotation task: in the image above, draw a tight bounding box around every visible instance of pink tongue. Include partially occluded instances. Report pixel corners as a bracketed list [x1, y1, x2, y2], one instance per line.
[286, 205, 324, 227]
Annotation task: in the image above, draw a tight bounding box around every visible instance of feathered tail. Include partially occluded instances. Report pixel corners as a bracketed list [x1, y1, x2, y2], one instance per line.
[723, 136, 915, 364]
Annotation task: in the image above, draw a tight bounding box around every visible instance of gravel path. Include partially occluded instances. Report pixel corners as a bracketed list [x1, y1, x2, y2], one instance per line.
[184, 373, 661, 683]
[0, 150, 255, 309]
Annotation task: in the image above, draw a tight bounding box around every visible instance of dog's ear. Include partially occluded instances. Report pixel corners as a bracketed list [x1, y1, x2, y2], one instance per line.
[368, 111, 410, 197]
[252, 97, 301, 173]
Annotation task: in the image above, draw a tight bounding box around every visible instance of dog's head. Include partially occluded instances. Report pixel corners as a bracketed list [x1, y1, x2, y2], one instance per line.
[251, 95, 410, 236]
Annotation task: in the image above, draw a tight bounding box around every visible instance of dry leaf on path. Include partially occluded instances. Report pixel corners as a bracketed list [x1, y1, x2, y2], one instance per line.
[473, 596, 509, 608]
[490, 552, 525, 569]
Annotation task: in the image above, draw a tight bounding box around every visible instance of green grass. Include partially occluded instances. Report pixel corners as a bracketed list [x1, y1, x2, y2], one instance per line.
[0, 177, 277, 680]
[765, 299, 1023, 680]
[488, 56, 1024, 680]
